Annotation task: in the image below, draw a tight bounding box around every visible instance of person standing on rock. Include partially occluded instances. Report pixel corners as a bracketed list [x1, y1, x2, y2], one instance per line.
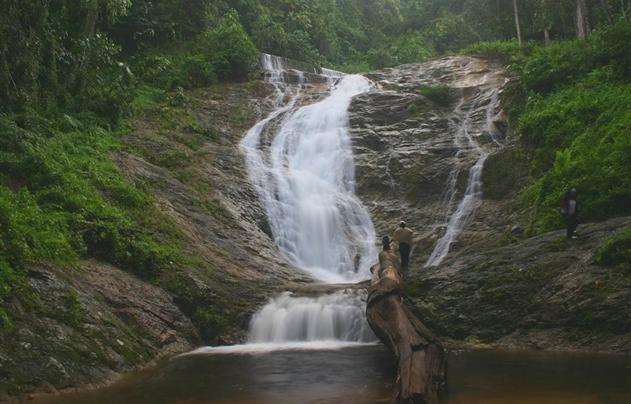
[561, 188, 579, 239]
[382, 236, 391, 252]
[393, 221, 414, 269]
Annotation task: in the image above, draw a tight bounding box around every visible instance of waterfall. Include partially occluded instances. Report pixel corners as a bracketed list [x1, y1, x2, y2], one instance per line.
[425, 89, 501, 267]
[241, 54, 377, 284]
[248, 291, 376, 343]
[198, 54, 378, 353]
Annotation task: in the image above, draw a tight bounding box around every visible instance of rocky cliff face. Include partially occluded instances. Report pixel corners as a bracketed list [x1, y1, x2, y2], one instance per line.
[350, 56, 512, 263]
[350, 56, 630, 353]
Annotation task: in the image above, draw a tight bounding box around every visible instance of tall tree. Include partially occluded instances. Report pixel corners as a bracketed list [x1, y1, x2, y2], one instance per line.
[513, 0, 523, 45]
[576, 0, 590, 38]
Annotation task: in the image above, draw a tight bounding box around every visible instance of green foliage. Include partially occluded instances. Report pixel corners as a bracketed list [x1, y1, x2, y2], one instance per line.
[0, 111, 186, 322]
[422, 11, 481, 53]
[133, 53, 216, 91]
[392, 32, 436, 65]
[594, 228, 631, 269]
[510, 23, 631, 232]
[417, 85, 458, 107]
[0, 2, 134, 122]
[361, 32, 435, 69]
[521, 22, 631, 92]
[62, 289, 83, 326]
[462, 39, 531, 60]
[193, 306, 229, 342]
[198, 10, 258, 81]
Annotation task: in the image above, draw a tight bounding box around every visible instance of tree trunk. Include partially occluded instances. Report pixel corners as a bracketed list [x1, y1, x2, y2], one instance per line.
[576, 0, 590, 39]
[544, 27, 551, 44]
[366, 250, 446, 403]
[513, 0, 523, 45]
[84, 0, 99, 36]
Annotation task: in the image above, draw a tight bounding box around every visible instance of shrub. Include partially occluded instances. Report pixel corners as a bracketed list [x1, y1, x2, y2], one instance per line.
[594, 228, 631, 269]
[519, 82, 631, 231]
[501, 22, 631, 233]
[199, 10, 258, 80]
[366, 48, 395, 69]
[182, 55, 217, 87]
[462, 39, 530, 61]
[0, 112, 186, 303]
[417, 85, 457, 107]
[391, 32, 435, 65]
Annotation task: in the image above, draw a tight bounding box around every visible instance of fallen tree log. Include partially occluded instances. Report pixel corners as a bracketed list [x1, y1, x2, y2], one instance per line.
[367, 249, 446, 403]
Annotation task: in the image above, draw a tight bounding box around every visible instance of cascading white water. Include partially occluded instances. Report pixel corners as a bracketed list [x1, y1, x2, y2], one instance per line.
[425, 89, 501, 267]
[206, 54, 378, 353]
[241, 54, 377, 284]
[189, 289, 377, 354]
[248, 291, 376, 343]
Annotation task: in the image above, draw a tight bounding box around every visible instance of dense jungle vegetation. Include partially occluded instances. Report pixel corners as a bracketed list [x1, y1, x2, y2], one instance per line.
[1, 1, 629, 327]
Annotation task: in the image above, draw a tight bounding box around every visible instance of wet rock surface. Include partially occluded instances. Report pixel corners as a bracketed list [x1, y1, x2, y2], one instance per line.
[350, 57, 630, 353]
[351, 57, 512, 264]
[406, 216, 631, 353]
[0, 261, 197, 400]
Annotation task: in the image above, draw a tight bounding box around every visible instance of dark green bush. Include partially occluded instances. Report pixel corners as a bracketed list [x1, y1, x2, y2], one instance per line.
[518, 81, 631, 232]
[504, 22, 631, 233]
[594, 228, 631, 269]
[198, 10, 258, 81]
[462, 39, 531, 60]
[515, 22, 631, 94]
[417, 85, 458, 107]
[182, 55, 217, 88]
[366, 48, 395, 69]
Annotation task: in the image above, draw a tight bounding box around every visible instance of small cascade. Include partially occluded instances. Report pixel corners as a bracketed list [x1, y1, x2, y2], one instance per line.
[249, 290, 376, 344]
[425, 89, 502, 267]
[189, 289, 377, 354]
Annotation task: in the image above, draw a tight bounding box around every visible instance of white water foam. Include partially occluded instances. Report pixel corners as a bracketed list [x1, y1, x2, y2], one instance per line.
[248, 291, 376, 343]
[241, 55, 377, 283]
[195, 56, 378, 355]
[187, 341, 377, 355]
[187, 290, 377, 355]
[425, 89, 501, 267]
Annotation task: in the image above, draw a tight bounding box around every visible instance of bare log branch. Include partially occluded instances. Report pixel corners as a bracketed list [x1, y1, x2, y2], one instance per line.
[367, 250, 446, 403]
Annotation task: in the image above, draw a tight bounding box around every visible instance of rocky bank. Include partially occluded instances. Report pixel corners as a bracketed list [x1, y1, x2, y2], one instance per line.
[349, 56, 630, 354]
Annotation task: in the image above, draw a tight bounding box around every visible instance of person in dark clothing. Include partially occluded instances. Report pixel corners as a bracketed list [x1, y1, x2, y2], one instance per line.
[561, 188, 579, 238]
[382, 236, 391, 251]
[393, 221, 414, 269]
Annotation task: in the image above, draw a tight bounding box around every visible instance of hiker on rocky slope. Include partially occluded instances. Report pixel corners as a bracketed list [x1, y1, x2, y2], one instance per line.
[393, 221, 414, 269]
[561, 188, 579, 239]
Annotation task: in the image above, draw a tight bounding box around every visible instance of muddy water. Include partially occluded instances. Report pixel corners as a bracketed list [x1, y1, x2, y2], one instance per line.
[36, 347, 631, 404]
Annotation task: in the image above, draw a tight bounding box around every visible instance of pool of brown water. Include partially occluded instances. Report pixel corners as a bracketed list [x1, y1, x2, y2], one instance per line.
[36, 346, 631, 404]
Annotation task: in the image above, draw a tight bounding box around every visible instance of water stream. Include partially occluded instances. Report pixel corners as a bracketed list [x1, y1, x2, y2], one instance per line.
[237, 54, 377, 350]
[241, 54, 377, 284]
[38, 349, 631, 404]
[425, 88, 501, 267]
